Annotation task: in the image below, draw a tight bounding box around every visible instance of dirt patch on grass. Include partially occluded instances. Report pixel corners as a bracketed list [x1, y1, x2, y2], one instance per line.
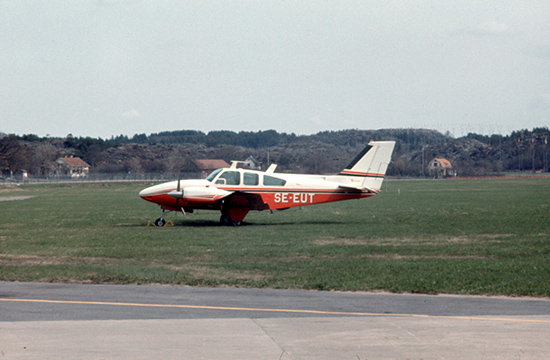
[382, 254, 497, 260]
[0, 254, 116, 266]
[372, 236, 475, 245]
[346, 234, 516, 246]
[0, 196, 35, 202]
[160, 263, 266, 282]
[313, 236, 478, 246]
[314, 236, 368, 246]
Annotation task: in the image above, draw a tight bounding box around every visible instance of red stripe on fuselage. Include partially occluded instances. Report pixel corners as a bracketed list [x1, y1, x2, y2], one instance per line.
[339, 170, 384, 177]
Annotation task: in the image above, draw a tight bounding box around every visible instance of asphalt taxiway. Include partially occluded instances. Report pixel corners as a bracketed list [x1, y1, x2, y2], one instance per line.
[1, 281, 549, 359]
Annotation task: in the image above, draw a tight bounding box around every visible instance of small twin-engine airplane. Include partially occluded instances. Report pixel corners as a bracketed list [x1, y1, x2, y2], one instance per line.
[139, 140, 396, 226]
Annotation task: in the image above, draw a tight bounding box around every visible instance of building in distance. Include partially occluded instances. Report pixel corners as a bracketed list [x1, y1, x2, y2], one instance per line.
[55, 156, 91, 178]
[428, 158, 456, 178]
[195, 159, 230, 179]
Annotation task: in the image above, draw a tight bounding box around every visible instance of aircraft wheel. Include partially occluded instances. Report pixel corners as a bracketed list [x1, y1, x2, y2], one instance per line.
[220, 214, 231, 225]
[155, 218, 166, 227]
[232, 221, 241, 226]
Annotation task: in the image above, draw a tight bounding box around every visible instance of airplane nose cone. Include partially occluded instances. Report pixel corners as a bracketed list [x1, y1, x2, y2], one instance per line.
[139, 181, 178, 203]
[139, 185, 159, 201]
[139, 187, 150, 199]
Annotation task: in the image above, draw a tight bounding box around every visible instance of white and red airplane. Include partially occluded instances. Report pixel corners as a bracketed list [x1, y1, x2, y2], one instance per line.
[139, 140, 396, 226]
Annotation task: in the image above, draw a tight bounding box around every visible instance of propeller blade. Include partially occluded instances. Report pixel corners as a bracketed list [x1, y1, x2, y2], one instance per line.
[176, 173, 182, 214]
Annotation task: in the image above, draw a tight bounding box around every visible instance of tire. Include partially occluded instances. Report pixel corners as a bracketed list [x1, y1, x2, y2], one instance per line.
[220, 214, 231, 225]
[155, 218, 166, 227]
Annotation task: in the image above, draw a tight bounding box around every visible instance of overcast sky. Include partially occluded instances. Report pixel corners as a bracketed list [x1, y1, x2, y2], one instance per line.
[1, 1, 549, 139]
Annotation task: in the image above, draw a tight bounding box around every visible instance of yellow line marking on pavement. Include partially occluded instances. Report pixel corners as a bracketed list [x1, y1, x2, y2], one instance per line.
[1, 298, 549, 324]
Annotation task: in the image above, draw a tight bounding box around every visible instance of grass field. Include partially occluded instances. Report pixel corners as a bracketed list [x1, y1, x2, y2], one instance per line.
[1, 178, 549, 297]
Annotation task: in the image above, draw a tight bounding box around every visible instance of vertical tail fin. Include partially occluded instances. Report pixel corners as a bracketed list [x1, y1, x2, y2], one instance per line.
[339, 141, 396, 191]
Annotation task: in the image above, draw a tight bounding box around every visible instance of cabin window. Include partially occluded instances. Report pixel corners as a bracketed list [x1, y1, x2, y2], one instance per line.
[243, 172, 259, 186]
[206, 168, 223, 182]
[216, 171, 241, 185]
[263, 175, 286, 186]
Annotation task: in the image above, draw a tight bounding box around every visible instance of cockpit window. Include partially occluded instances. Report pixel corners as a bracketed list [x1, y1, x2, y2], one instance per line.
[216, 171, 241, 185]
[243, 172, 259, 186]
[263, 175, 286, 186]
[205, 168, 223, 182]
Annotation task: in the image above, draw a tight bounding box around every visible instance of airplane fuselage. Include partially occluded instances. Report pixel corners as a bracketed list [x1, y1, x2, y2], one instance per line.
[139, 170, 375, 212]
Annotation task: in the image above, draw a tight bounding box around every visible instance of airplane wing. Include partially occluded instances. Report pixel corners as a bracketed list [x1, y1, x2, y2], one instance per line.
[225, 191, 270, 211]
[220, 191, 270, 224]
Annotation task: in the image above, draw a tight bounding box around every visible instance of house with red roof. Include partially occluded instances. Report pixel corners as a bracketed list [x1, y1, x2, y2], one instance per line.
[55, 156, 91, 178]
[195, 159, 230, 178]
[428, 158, 456, 178]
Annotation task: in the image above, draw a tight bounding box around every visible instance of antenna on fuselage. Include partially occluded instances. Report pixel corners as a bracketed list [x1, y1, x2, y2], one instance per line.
[230, 161, 246, 169]
[266, 164, 277, 173]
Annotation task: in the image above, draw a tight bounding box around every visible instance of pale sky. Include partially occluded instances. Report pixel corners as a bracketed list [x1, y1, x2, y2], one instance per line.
[1, 1, 549, 139]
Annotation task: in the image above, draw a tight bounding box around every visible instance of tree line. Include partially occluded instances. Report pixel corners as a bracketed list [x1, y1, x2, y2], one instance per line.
[1, 127, 549, 178]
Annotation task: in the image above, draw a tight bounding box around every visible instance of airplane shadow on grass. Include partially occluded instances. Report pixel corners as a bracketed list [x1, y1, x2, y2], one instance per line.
[183, 219, 345, 227]
[124, 219, 346, 228]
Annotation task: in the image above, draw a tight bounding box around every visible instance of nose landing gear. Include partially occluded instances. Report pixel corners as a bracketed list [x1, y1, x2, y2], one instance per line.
[155, 208, 166, 227]
[148, 209, 172, 227]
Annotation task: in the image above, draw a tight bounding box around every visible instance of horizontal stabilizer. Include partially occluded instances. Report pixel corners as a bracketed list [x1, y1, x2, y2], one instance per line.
[337, 184, 378, 193]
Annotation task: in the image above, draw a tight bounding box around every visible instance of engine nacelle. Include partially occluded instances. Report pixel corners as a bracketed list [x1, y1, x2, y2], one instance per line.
[182, 186, 231, 201]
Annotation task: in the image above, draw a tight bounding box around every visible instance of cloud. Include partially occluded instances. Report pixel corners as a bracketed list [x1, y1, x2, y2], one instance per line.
[477, 21, 511, 35]
[95, 0, 140, 6]
[121, 109, 141, 118]
[308, 116, 324, 127]
[523, 46, 550, 60]
[538, 93, 550, 107]
[529, 93, 550, 111]
[450, 21, 514, 37]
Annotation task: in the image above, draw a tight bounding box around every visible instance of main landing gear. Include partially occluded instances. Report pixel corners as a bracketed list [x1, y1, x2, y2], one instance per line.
[220, 213, 241, 227]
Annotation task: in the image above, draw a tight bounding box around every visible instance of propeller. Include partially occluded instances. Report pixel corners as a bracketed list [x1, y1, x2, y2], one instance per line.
[175, 174, 181, 213]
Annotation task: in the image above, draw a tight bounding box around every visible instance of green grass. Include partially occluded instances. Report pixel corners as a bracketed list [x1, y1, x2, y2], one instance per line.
[1, 178, 549, 296]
